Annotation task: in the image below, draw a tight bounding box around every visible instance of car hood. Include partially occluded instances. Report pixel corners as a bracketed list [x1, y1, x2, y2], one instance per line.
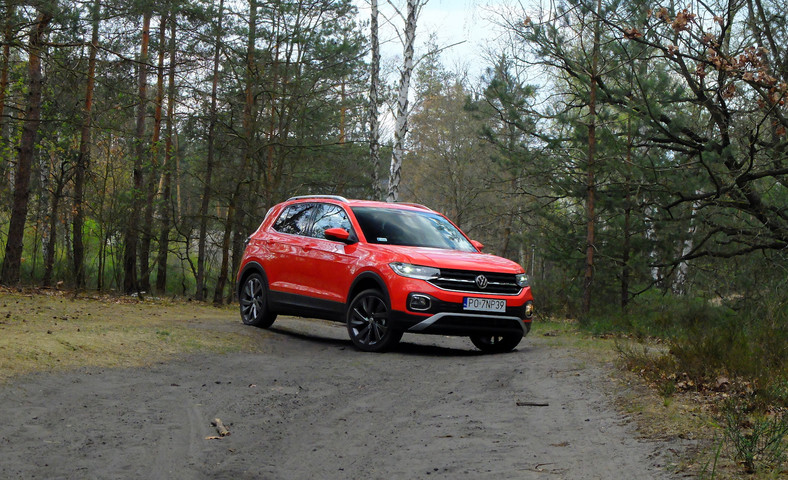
[373, 245, 523, 273]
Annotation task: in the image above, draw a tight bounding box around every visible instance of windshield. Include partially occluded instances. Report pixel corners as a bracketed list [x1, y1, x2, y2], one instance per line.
[351, 207, 476, 252]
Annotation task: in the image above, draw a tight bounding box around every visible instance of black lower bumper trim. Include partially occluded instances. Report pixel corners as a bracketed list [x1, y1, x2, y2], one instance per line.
[390, 310, 530, 337]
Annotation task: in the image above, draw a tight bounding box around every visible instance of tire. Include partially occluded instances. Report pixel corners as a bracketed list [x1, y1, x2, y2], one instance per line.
[346, 289, 402, 352]
[470, 332, 523, 353]
[239, 273, 277, 328]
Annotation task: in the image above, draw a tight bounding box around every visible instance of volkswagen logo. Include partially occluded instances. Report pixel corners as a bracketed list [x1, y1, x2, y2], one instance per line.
[475, 274, 488, 289]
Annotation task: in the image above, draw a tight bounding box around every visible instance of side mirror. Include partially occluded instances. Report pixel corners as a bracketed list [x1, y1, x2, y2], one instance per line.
[324, 227, 355, 244]
[471, 240, 484, 251]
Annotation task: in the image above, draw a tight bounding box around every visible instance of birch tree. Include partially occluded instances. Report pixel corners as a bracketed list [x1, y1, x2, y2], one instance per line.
[386, 0, 426, 202]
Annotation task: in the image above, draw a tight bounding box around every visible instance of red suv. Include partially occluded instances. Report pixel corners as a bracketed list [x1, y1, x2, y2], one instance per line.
[236, 196, 534, 353]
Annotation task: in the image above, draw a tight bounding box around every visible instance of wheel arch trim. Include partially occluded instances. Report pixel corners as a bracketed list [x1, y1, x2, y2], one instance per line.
[347, 271, 390, 306]
[237, 261, 269, 299]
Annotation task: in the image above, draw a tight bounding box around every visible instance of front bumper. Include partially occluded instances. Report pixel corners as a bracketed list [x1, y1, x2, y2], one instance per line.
[384, 274, 534, 337]
[389, 309, 531, 337]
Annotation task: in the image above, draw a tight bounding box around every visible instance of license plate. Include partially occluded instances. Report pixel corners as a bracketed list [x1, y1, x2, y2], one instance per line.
[463, 297, 506, 313]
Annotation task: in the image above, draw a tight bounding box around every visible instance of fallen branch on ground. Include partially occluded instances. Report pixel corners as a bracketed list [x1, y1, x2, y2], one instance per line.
[211, 418, 230, 436]
[516, 401, 549, 407]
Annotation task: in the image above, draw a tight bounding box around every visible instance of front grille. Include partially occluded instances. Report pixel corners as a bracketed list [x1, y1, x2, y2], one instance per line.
[428, 269, 522, 295]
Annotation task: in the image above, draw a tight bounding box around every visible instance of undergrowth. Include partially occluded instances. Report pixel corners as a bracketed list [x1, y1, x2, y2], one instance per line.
[721, 398, 788, 474]
[583, 293, 788, 477]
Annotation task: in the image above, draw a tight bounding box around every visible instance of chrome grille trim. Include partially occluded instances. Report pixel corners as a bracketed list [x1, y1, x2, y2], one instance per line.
[428, 269, 522, 295]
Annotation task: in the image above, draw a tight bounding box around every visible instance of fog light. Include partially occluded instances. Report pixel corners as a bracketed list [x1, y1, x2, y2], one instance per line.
[409, 294, 431, 311]
[524, 301, 535, 318]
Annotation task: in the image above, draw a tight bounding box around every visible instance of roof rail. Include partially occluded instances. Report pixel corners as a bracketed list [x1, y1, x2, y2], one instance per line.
[287, 195, 349, 202]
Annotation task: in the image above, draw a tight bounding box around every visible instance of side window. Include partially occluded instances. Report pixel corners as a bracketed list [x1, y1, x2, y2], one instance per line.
[273, 203, 315, 236]
[310, 204, 353, 239]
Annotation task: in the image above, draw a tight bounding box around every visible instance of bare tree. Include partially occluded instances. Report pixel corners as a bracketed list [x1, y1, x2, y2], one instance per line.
[386, 0, 426, 202]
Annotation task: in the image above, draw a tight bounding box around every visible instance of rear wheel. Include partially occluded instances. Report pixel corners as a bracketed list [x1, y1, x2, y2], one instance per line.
[470, 332, 523, 353]
[346, 289, 402, 352]
[239, 273, 277, 328]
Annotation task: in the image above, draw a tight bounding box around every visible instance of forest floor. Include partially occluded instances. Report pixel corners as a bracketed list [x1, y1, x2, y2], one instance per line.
[0, 290, 708, 479]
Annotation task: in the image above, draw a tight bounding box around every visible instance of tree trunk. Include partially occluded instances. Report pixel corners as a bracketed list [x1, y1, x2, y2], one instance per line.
[97, 136, 112, 291]
[37, 152, 51, 282]
[123, 11, 151, 294]
[0, 1, 14, 186]
[673, 198, 700, 295]
[265, 9, 280, 206]
[196, 0, 224, 302]
[339, 77, 346, 143]
[581, 0, 602, 319]
[140, 13, 168, 291]
[369, 0, 381, 199]
[73, 0, 100, 289]
[215, 0, 256, 305]
[1, 11, 52, 285]
[213, 202, 235, 305]
[43, 174, 66, 287]
[387, 0, 421, 203]
[155, 15, 176, 293]
[621, 118, 632, 309]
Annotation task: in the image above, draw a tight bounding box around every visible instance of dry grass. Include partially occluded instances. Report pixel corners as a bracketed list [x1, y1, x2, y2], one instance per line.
[0, 288, 264, 382]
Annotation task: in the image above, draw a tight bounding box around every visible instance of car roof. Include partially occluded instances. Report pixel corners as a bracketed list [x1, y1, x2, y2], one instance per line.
[284, 195, 434, 213]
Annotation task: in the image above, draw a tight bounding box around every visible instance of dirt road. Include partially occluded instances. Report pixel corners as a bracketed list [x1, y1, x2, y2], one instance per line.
[0, 317, 688, 479]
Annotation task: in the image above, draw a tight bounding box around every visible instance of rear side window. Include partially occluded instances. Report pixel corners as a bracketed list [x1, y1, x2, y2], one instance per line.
[310, 204, 353, 239]
[273, 203, 315, 235]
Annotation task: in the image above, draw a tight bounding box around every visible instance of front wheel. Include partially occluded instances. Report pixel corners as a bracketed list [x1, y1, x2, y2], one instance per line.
[470, 332, 523, 353]
[346, 289, 402, 352]
[239, 273, 277, 328]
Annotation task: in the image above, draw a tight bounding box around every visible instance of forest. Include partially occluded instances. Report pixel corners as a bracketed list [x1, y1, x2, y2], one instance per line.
[0, 0, 785, 320]
[2, 0, 787, 473]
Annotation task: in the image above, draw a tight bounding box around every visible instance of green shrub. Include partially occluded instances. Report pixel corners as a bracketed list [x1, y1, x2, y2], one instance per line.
[582, 293, 737, 340]
[598, 295, 788, 406]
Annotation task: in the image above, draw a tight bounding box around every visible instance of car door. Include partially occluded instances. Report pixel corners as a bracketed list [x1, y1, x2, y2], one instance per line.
[265, 202, 317, 296]
[302, 203, 358, 304]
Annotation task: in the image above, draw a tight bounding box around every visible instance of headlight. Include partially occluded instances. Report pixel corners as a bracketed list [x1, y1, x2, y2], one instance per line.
[515, 273, 529, 287]
[390, 262, 440, 280]
[524, 301, 535, 318]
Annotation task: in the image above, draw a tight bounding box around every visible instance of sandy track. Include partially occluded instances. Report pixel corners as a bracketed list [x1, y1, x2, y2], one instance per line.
[0, 317, 687, 479]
